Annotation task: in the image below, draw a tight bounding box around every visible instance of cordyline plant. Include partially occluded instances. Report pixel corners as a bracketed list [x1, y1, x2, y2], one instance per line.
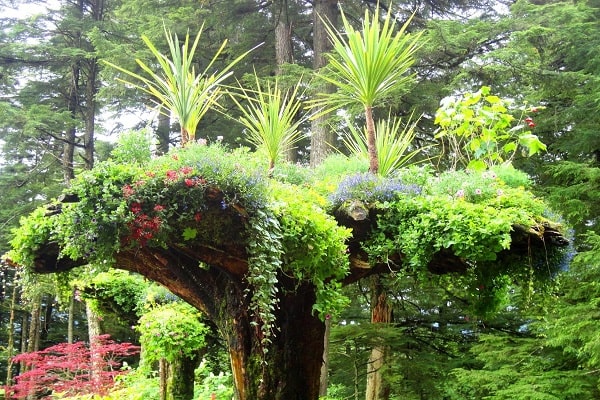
[342, 113, 428, 177]
[104, 25, 256, 146]
[309, 4, 423, 174]
[229, 74, 310, 174]
[8, 335, 140, 399]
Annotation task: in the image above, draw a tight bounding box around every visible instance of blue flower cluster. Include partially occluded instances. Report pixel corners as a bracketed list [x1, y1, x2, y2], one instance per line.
[329, 173, 421, 209]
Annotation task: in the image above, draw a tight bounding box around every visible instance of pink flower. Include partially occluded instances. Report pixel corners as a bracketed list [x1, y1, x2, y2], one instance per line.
[455, 189, 465, 198]
[166, 170, 178, 181]
[475, 188, 482, 195]
[184, 178, 196, 187]
[483, 171, 497, 180]
[180, 166, 193, 175]
[122, 184, 134, 198]
[153, 205, 165, 212]
[497, 189, 504, 196]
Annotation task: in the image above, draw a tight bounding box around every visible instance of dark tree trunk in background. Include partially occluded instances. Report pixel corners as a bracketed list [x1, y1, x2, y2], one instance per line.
[5, 282, 19, 396]
[156, 106, 171, 155]
[68, 292, 75, 344]
[310, 0, 338, 167]
[273, 0, 299, 163]
[26, 295, 41, 354]
[366, 276, 392, 400]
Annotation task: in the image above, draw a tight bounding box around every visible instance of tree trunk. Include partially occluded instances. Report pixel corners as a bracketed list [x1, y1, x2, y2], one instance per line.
[310, 0, 338, 167]
[167, 354, 201, 400]
[274, 0, 293, 74]
[5, 281, 19, 397]
[64, 61, 79, 184]
[365, 105, 379, 174]
[26, 295, 41, 354]
[319, 317, 332, 397]
[273, 0, 298, 163]
[19, 313, 28, 374]
[86, 302, 103, 388]
[156, 106, 171, 155]
[110, 247, 326, 400]
[159, 358, 168, 400]
[365, 276, 392, 400]
[25, 295, 42, 400]
[221, 278, 325, 400]
[82, 59, 98, 170]
[68, 292, 75, 344]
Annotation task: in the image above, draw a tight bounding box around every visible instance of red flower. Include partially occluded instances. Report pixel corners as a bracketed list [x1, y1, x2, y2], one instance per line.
[528, 122, 536, 128]
[524, 117, 533, 123]
[153, 205, 165, 212]
[194, 213, 202, 222]
[130, 202, 143, 214]
[166, 170, 178, 181]
[180, 166, 193, 175]
[184, 178, 196, 187]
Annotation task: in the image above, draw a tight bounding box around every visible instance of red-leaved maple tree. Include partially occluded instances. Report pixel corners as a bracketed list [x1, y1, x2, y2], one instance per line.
[8, 335, 140, 399]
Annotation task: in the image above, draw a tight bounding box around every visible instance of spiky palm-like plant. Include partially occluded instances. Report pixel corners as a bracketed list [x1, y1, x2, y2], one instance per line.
[230, 74, 309, 174]
[310, 5, 423, 174]
[105, 25, 255, 146]
[343, 114, 427, 177]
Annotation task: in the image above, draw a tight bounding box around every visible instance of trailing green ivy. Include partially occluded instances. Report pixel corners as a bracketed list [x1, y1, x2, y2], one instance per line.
[270, 182, 351, 319]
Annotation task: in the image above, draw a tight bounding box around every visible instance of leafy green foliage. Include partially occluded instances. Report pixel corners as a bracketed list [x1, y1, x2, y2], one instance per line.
[110, 129, 153, 165]
[76, 270, 148, 324]
[270, 183, 351, 319]
[434, 86, 546, 171]
[362, 166, 561, 314]
[137, 302, 208, 365]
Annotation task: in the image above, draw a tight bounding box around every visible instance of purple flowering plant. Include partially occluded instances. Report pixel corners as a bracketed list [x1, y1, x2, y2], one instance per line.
[329, 172, 421, 209]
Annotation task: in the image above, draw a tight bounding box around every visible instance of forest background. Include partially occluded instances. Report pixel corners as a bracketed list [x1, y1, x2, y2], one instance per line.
[0, 0, 599, 399]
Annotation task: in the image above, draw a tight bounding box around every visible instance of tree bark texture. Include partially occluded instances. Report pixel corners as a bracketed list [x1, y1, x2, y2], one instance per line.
[273, 0, 298, 163]
[310, 0, 338, 167]
[365, 106, 379, 174]
[156, 106, 171, 155]
[167, 354, 200, 400]
[365, 277, 392, 400]
[5, 282, 19, 395]
[86, 302, 103, 387]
